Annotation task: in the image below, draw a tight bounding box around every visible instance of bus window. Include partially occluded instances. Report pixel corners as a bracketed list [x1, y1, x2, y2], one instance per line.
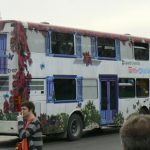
[101, 81, 107, 110]
[119, 78, 135, 98]
[54, 78, 76, 101]
[110, 80, 117, 110]
[26, 30, 46, 53]
[97, 37, 115, 58]
[0, 76, 9, 91]
[81, 36, 92, 55]
[120, 41, 133, 59]
[29, 80, 44, 91]
[134, 43, 149, 61]
[51, 31, 74, 55]
[83, 79, 98, 99]
[136, 79, 149, 97]
[29, 79, 45, 95]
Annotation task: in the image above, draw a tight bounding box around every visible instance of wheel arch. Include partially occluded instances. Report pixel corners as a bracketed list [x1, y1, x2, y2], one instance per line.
[68, 110, 85, 128]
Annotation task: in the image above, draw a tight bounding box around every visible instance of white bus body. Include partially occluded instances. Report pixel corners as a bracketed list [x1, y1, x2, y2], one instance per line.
[0, 20, 150, 140]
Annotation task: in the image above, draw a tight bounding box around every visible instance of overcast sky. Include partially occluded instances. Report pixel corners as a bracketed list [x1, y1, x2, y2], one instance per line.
[0, 0, 150, 38]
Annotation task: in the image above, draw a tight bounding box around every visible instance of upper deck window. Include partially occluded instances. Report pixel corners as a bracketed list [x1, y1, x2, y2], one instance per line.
[51, 31, 74, 55]
[81, 36, 92, 54]
[120, 41, 133, 59]
[97, 37, 116, 59]
[134, 42, 149, 61]
[27, 30, 46, 53]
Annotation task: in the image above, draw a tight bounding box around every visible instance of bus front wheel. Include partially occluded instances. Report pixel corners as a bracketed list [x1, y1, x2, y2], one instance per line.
[67, 114, 83, 141]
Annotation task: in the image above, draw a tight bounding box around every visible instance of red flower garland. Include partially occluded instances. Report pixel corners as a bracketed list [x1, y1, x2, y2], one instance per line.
[10, 21, 32, 112]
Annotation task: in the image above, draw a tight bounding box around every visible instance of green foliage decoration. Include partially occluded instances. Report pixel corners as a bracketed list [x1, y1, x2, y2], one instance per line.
[81, 100, 100, 126]
[113, 112, 124, 126]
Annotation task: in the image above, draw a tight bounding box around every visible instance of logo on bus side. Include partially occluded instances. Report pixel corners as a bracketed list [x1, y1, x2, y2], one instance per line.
[7, 68, 17, 73]
[122, 60, 140, 66]
[128, 66, 150, 74]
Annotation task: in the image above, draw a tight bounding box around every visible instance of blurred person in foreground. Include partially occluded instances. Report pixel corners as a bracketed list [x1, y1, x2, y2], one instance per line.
[17, 101, 43, 150]
[120, 114, 150, 150]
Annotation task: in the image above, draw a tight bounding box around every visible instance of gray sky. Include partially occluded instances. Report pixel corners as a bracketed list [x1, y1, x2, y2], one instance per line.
[0, 0, 150, 38]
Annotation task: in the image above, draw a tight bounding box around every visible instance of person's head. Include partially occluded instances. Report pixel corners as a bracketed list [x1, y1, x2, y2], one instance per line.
[120, 114, 150, 150]
[21, 101, 36, 119]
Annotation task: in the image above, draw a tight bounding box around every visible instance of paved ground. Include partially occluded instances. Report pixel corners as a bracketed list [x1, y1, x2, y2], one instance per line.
[0, 128, 121, 150]
[0, 136, 18, 150]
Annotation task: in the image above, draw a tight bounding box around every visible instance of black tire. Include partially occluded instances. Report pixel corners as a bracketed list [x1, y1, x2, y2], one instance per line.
[67, 114, 83, 141]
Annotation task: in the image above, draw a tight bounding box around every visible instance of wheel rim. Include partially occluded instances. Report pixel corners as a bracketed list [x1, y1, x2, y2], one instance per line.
[70, 119, 80, 136]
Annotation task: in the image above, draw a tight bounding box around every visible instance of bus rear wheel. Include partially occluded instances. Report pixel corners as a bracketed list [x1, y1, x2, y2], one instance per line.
[67, 114, 83, 141]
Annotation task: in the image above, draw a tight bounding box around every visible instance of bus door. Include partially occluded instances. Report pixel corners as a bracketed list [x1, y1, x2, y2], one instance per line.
[0, 34, 7, 74]
[99, 75, 118, 125]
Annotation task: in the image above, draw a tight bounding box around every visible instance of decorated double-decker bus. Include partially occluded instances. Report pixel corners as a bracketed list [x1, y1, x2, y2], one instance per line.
[0, 20, 150, 140]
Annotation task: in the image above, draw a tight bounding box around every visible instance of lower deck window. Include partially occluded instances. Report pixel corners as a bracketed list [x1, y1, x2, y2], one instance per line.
[136, 79, 149, 97]
[119, 78, 149, 98]
[30, 80, 44, 90]
[47, 75, 82, 102]
[54, 78, 76, 101]
[0, 76, 9, 91]
[29, 79, 45, 95]
[119, 78, 135, 98]
[83, 79, 98, 99]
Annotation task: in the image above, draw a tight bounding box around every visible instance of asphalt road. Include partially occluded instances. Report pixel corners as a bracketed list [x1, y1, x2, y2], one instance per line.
[0, 127, 122, 150]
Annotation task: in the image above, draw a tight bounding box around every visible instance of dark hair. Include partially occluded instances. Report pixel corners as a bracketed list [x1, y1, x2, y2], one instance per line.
[120, 114, 150, 150]
[21, 101, 36, 116]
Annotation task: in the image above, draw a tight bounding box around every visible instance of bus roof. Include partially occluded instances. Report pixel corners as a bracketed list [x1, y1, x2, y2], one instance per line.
[0, 20, 150, 43]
